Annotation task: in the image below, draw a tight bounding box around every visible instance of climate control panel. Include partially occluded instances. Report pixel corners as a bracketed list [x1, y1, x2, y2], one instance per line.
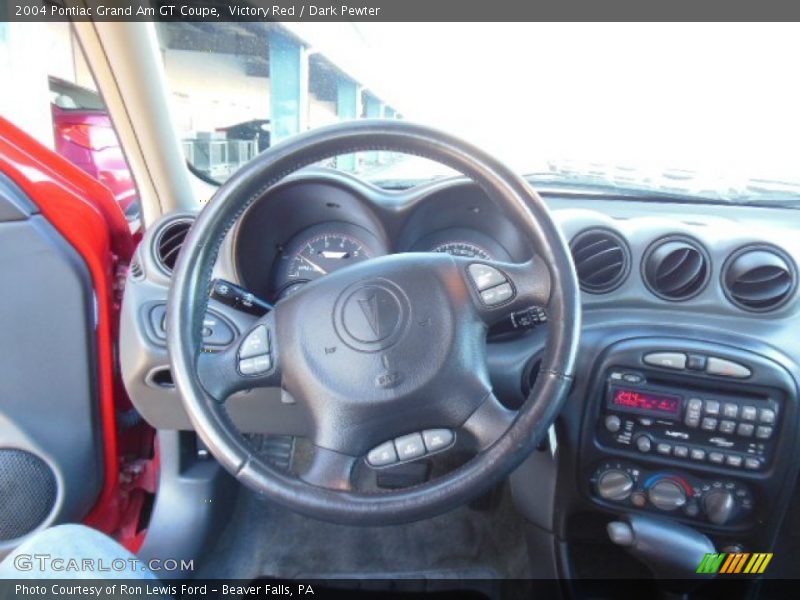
[590, 460, 755, 526]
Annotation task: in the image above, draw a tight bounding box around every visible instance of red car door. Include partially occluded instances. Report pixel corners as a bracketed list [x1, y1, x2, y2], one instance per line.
[0, 117, 155, 555]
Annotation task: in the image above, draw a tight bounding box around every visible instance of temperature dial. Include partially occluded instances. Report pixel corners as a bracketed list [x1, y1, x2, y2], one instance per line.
[647, 478, 688, 511]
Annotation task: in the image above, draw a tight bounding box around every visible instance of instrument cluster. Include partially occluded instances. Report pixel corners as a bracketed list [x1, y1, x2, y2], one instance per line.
[231, 174, 528, 304]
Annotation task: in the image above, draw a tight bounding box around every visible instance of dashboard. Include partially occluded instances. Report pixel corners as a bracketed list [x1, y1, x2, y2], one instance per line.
[120, 167, 800, 576]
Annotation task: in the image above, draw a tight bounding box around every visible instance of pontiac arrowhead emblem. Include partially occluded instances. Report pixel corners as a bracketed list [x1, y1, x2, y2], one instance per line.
[357, 293, 381, 337]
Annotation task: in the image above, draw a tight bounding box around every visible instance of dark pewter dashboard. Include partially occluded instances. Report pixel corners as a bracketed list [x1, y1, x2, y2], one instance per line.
[120, 168, 800, 562]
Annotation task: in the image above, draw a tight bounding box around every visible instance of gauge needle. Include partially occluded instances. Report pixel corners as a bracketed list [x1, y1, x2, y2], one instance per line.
[300, 255, 328, 275]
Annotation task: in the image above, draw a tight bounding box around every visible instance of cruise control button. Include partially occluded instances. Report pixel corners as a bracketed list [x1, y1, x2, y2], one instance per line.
[367, 441, 398, 467]
[422, 429, 454, 452]
[706, 357, 751, 378]
[643, 352, 687, 370]
[394, 433, 426, 460]
[468, 263, 506, 290]
[239, 354, 272, 375]
[239, 325, 270, 359]
[480, 283, 514, 306]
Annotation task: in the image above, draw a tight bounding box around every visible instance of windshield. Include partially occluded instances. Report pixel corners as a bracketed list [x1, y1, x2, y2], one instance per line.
[157, 22, 800, 204]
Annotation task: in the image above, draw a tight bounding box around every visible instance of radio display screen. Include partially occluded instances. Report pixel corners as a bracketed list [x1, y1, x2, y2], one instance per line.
[611, 388, 681, 416]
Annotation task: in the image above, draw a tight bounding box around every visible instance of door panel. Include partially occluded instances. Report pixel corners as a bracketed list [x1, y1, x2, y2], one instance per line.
[0, 117, 144, 553]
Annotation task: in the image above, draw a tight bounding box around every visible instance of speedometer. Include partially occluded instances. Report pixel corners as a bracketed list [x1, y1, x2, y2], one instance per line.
[431, 241, 492, 260]
[275, 230, 374, 300]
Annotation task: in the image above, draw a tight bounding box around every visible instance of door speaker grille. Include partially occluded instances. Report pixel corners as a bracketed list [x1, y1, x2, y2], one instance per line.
[0, 449, 57, 541]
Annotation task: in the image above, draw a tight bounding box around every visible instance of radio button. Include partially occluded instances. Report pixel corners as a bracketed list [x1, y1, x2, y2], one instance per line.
[719, 420, 737, 434]
[644, 352, 687, 370]
[722, 403, 739, 418]
[673, 445, 689, 458]
[701, 417, 718, 431]
[685, 398, 703, 428]
[657, 443, 672, 455]
[622, 373, 644, 383]
[706, 357, 751, 378]
[709, 451, 725, 464]
[726, 455, 743, 468]
[690, 448, 706, 461]
[740, 406, 757, 421]
[704, 400, 721, 415]
[744, 458, 761, 470]
[635, 435, 652, 453]
[759, 408, 776, 424]
[604, 415, 622, 433]
[737, 423, 755, 437]
[755, 426, 773, 439]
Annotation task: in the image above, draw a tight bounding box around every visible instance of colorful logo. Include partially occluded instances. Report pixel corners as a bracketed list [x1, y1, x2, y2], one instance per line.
[697, 552, 773, 574]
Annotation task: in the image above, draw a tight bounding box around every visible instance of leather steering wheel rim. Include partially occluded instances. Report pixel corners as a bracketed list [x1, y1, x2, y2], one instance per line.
[167, 119, 580, 525]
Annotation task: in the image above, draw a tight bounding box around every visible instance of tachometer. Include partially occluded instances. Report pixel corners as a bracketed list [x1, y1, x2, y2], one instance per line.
[431, 241, 492, 260]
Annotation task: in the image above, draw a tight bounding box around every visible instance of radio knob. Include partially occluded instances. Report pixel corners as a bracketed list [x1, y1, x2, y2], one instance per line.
[597, 469, 634, 501]
[635, 434, 652, 453]
[648, 479, 687, 511]
[703, 489, 735, 525]
[604, 415, 622, 433]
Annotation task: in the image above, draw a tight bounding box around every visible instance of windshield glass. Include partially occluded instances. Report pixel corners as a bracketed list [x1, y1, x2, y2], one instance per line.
[156, 22, 800, 204]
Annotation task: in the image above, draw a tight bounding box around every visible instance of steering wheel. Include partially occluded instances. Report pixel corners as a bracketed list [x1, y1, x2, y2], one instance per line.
[167, 120, 580, 525]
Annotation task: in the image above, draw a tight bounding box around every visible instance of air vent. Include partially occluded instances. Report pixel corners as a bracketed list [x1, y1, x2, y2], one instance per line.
[570, 228, 630, 293]
[128, 257, 143, 280]
[643, 236, 710, 301]
[154, 219, 192, 274]
[723, 246, 796, 312]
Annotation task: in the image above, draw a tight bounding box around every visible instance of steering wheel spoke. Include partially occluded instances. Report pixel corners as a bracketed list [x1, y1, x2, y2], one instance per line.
[299, 445, 359, 491]
[460, 392, 517, 451]
[455, 256, 552, 327]
[197, 315, 281, 402]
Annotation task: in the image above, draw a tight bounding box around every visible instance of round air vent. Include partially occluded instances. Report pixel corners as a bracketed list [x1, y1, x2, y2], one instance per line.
[643, 236, 710, 301]
[128, 256, 143, 280]
[154, 218, 192, 274]
[570, 228, 631, 293]
[723, 246, 796, 312]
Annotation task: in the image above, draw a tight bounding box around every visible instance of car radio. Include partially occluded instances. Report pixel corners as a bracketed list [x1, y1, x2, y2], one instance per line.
[596, 368, 781, 472]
